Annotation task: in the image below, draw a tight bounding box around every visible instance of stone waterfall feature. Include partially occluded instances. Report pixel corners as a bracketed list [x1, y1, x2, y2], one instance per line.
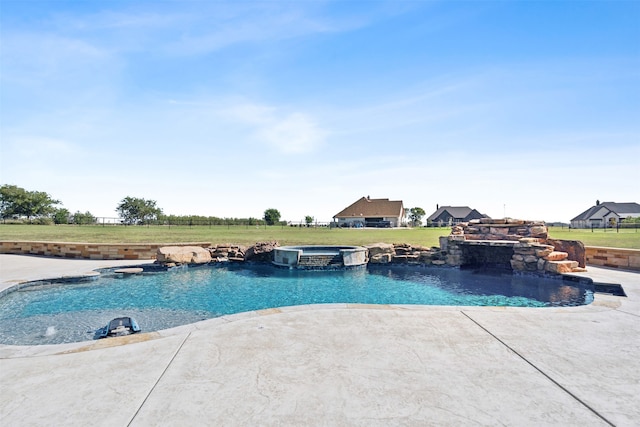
[441, 219, 586, 275]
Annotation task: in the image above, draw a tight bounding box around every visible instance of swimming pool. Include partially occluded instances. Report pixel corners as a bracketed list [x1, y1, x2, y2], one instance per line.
[0, 264, 594, 345]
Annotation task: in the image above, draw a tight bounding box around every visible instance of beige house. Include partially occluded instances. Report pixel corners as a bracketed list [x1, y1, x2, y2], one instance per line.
[333, 196, 405, 228]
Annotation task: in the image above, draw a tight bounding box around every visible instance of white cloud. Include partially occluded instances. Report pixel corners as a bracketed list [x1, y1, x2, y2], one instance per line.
[224, 101, 326, 154]
[258, 112, 325, 153]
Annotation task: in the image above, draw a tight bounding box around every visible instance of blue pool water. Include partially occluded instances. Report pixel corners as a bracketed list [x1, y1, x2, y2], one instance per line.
[0, 264, 594, 345]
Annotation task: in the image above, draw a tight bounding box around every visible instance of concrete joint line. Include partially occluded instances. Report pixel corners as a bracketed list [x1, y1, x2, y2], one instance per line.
[460, 311, 615, 427]
[616, 308, 640, 319]
[127, 332, 192, 427]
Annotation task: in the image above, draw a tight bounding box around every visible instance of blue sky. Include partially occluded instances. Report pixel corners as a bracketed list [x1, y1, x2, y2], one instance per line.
[1, 0, 638, 223]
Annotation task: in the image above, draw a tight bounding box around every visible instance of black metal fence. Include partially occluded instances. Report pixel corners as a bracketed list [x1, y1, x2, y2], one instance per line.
[85, 217, 335, 229]
[562, 223, 640, 232]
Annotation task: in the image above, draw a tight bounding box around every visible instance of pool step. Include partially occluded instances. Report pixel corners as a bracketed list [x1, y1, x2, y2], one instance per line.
[545, 260, 579, 274]
[544, 251, 569, 261]
[298, 254, 343, 267]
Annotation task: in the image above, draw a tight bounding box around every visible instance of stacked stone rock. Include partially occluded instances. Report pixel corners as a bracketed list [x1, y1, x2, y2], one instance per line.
[366, 243, 394, 264]
[209, 244, 246, 262]
[243, 241, 279, 263]
[453, 218, 548, 241]
[511, 238, 583, 274]
[156, 241, 281, 266]
[152, 226, 586, 276]
[447, 219, 586, 275]
[365, 243, 446, 265]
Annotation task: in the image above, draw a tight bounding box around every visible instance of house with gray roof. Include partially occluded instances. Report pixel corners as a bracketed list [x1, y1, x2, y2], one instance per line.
[333, 196, 405, 228]
[570, 201, 640, 228]
[426, 206, 487, 226]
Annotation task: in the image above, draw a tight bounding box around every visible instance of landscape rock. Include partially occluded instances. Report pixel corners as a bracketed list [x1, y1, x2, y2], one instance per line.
[545, 260, 579, 274]
[545, 239, 586, 267]
[393, 255, 408, 263]
[365, 243, 395, 257]
[210, 244, 246, 261]
[244, 241, 279, 262]
[544, 251, 569, 261]
[369, 253, 392, 264]
[157, 246, 212, 265]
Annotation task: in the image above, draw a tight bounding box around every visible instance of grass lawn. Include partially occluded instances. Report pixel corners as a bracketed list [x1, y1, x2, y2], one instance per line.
[1, 224, 638, 249]
[0, 224, 451, 247]
[546, 226, 640, 249]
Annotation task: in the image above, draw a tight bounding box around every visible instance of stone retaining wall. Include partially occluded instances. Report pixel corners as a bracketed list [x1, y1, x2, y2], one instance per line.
[585, 246, 640, 271]
[452, 218, 548, 240]
[0, 241, 211, 260]
[2, 240, 638, 272]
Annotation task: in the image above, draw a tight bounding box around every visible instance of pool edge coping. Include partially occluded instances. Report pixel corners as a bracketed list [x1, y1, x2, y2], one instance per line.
[0, 294, 624, 359]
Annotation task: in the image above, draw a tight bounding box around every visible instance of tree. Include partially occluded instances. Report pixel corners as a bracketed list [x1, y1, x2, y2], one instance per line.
[622, 216, 640, 224]
[53, 208, 71, 224]
[0, 184, 60, 220]
[73, 211, 96, 225]
[263, 208, 281, 226]
[408, 207, 426, 227]
[1, 184, 26, 218]
[116, 196, 162, 225]
[305, 215, 314, 227]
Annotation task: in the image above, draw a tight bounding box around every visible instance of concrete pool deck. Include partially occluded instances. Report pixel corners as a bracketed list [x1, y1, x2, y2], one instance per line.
[0, 254, 638, 426]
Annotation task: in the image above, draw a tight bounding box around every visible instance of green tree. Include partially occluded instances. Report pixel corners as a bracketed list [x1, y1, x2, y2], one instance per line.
[53, 208, 71, 224]
[116, 196, 162, 225]
[622, 217, 640, 224]
[72, 211, 96, 225]
[305, 215, 314, 227]
[408, 207, 426, 227]
[263, 208, 281, 226]
[0, 184, 60, 220]
[1, 184, 26, 218]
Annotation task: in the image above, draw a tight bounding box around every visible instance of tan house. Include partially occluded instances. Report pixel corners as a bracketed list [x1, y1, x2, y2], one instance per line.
[333, 196, 405, 228]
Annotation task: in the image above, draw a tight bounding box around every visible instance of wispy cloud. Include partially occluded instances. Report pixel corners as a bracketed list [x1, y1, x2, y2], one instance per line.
[225, 101, 326, 153]
[258, 112, 325, 153]
[1, 32, 111, 84]
[161, 4, 361, 56]
[40, 2, 369, 57]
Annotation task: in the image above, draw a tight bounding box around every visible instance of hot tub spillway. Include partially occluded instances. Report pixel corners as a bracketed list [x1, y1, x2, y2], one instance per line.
[298, 253, 343, 268]
[273, 246, 368, 270]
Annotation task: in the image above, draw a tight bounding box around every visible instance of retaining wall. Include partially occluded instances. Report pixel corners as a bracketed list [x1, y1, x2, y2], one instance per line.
[2, 241, 639, 272]
[0, 241, 211, 260]
[585, 246, 640, 271]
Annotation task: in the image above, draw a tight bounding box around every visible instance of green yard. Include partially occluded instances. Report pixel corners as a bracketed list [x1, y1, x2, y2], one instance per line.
[1, 224, 639, 249]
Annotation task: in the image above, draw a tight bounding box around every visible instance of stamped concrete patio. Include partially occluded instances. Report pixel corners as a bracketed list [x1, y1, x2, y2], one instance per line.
[0, 254, 638, 426]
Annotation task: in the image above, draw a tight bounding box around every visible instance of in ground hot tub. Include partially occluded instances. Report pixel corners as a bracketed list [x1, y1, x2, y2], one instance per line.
[272, 246, 368, 269]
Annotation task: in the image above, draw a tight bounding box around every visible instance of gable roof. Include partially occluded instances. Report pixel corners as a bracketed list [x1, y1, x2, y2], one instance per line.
[571, 202, 640, 221]
[427, 206, 485, 221]
[334, 197, 404, 219]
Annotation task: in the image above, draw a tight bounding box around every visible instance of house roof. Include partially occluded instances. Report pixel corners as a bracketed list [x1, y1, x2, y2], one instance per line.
[426, 206, 482, 221]
[571, 202, 640, 221]
[334, 197, 404, 219]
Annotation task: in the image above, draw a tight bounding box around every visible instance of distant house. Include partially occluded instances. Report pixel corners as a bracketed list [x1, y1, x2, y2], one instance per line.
[333, 196, 405, 228]
[570, 201, 640, 228]
[426, 206, 487, 226]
